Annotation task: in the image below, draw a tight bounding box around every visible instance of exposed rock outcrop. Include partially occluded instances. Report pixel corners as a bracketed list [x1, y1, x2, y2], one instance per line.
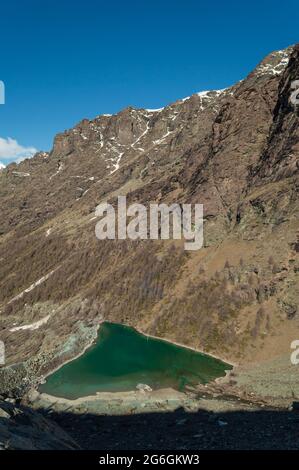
[0, 399, 79, 450]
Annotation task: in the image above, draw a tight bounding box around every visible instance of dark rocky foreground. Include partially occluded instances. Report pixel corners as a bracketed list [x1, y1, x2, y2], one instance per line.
[52, 407, 299, 450]
[1, 397, 299, 450]
[0, 399, 79, 450]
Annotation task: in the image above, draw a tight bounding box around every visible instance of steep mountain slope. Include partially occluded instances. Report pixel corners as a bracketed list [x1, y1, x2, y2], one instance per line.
[0, 45, 298, 398]
[0, 399, 79, 449]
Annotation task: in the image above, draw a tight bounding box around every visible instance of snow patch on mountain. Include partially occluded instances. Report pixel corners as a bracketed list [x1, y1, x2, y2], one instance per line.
[49, 162, 63, 180]
[9, 315, 51, 332]
[12, 171, 30, 177]
[255, 48, 293, 77]
[8, 268, 58, 305]
[145, 108, 164, 113]
[110, 152, 124, 174]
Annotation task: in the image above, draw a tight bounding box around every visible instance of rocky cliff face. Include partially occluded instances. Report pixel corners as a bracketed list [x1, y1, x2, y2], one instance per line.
[0, 45, 298, 396]
[0, 399, 78, 449]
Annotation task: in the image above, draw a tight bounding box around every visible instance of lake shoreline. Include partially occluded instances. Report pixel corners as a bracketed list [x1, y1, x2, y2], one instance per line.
[39, 320, 234, 400]
[41, 321, 103, 382]
[130, 324, 237, 367]
[35, 386, 188, 407]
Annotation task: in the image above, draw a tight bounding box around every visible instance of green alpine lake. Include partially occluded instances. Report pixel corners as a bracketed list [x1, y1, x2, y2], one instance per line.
[40, 322, 232, 399]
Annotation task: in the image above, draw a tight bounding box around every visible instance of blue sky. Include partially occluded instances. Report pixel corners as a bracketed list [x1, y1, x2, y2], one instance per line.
[0, 0, 298, 165]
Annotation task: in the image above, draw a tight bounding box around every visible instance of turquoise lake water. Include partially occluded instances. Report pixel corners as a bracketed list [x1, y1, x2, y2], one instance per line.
[40, 322, 231, 399]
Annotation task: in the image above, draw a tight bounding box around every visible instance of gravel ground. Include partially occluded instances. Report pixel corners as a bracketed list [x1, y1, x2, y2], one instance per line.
[49, 404, 299, 450]
[44, 392, 299, 450]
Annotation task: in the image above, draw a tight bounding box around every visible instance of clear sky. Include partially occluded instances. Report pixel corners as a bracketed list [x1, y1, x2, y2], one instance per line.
[0, 0, 298, 165]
